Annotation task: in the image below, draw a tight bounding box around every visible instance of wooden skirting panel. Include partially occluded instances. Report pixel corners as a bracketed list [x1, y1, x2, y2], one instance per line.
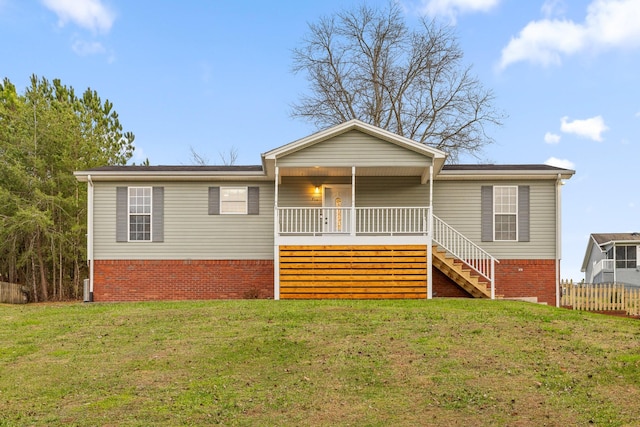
[279, 245, 427, 299]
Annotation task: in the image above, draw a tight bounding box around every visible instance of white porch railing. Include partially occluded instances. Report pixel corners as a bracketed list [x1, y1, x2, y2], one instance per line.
[593, 259, 614, 279]
[356, 207, 429, 235]
[432, 214, 498, 298]
[277, 207, 430, 236]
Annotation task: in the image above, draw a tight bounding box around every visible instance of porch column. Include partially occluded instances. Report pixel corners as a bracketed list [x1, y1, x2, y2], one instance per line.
[274, 165, 280, 300]
[351, 166, 356, 236]
[427, 165, 433, 299]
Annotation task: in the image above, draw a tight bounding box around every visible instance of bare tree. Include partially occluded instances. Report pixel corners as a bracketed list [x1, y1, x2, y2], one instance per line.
[291, 2, 503, 161]
[218, 146, 238, 166]
[189, 146, 209, 166]
[189, 146, 238, 166]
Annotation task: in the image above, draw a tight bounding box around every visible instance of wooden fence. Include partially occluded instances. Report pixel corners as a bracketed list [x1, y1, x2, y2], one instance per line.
[0, 281, 28, 304]
[561, 280, 640, 316]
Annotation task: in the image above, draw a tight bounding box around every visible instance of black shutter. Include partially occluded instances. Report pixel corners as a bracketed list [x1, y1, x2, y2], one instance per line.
[481, 186, 493, 242]
[116, 187, 128, 242]
[248, 187, 259, 215]
[208, 187, 220, 215]
[152, 187, 164, 242]
[518, 186, 530, 242]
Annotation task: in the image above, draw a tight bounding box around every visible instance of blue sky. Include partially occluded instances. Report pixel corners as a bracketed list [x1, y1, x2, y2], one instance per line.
[1, 0, 639, 281]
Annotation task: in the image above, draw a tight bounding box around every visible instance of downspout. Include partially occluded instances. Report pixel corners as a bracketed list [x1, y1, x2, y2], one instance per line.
[87, 174, 94, 302]
[555, 173, 562, 307]
[427, 165, 433, 299]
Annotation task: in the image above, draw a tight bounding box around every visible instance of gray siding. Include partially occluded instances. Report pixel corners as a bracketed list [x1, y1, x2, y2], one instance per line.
[277, 130, 432, 168]
[278, 176, 429, 208]
[93, 181, 275, 260]
[433, 180, 558, 259]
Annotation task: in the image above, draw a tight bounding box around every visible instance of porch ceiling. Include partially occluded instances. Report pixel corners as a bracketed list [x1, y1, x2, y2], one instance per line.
[277, 166, 428, 177]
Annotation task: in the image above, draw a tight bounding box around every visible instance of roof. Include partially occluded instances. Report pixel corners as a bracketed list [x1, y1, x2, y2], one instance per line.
[443, 164, 570, 172]
[438, 164, 575, 180]
[580, 232, 640, 272]
[74, 121, 575, 183]
[83, 165, 263, 173]
[591, 233, 640, 246]
[74, 165, 268, 182]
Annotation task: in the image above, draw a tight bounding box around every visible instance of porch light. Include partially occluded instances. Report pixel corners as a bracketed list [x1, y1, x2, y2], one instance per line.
[314, 186, 320, 194]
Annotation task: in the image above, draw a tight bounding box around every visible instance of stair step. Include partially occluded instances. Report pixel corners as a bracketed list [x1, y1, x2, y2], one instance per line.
[432, 246, 491, 299]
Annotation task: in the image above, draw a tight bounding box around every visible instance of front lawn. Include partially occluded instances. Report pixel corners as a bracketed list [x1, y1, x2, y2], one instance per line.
[1, 299, 638, 426]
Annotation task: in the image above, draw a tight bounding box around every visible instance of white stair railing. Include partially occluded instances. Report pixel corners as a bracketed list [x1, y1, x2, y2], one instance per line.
[432, 215, 498, 299]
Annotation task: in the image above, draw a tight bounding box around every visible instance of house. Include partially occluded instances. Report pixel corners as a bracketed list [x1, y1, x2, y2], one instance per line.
[74, 120, 574, 305]
[581, 233, 640, 287]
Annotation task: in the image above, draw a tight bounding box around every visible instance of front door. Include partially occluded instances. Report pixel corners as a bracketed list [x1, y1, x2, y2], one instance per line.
[323, 185, 352, 233]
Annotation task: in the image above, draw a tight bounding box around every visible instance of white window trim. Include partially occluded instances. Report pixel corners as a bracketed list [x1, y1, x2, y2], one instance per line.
[128, 186, 152, 242]
[220, 186, 248, 215]
[493, 185, 518, 242]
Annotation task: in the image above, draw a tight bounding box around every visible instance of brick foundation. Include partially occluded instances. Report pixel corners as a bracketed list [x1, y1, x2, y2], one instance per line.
[92, 258, 557, 304]
[495, 259, 557, 305]
[433, 259, 558, 305]
[432, 268, 473, 298]
[93, 260, 274, 302]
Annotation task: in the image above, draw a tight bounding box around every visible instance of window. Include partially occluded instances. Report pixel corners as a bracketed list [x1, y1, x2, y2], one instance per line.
[615, 245, 636, 269]
[220, 187, 247, 214]
[209, 186, 259, 215]
[128, 187, 152, 241]
[494, 186, 517, 241]
[116, 186, 163, 243]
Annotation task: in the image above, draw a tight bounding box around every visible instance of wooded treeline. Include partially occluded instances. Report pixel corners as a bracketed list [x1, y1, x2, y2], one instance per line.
[0, 75, 134, 301]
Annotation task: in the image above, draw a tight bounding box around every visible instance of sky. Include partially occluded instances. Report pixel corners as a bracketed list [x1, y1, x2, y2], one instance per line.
[1, 0, 639, 282]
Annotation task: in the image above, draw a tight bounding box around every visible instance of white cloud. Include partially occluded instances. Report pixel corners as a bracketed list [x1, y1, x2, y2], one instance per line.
[545, 157, 575, 170]
[419, 0, 500, 23]
[499, 0, 640, 69]
[42, 0, 115, 33]
[541, 0, 567, 18]
[544, 132, 561, 144]
[560, 115, 609, 141]
[72, 39, 105, 56]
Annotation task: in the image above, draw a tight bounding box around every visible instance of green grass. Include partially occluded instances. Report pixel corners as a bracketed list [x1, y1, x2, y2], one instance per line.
[1, 299, 639, 426]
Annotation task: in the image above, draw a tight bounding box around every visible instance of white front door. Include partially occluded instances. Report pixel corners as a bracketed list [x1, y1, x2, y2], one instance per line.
[323, 185, 352, 233]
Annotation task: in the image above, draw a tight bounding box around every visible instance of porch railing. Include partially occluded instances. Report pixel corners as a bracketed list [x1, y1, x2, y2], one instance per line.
[277, 207, 430, 236]
[432, 214, 497, 298]
[593, 259, 614, 279]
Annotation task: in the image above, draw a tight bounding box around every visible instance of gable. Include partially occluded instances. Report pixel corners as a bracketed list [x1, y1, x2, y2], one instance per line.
[276, 129, 432, 168]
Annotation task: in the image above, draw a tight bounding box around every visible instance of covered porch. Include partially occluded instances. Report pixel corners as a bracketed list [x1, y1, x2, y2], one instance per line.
[262, 120, 496, 300]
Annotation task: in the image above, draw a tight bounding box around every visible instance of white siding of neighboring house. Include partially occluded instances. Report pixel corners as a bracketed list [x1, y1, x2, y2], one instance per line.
[92, 181, 275, 260]
[611, 245, 640, 287]
[433, 179, 558, 259]
[584, 242, 607, 283]
[277, 130, 432, 168]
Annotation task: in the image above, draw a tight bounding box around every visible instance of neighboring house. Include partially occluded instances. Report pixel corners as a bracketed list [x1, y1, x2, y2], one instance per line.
[74, 120, 574, 305]
[581, 233, 640, 287]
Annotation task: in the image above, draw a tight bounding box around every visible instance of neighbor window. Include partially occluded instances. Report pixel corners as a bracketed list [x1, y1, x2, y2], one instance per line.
[615, 245, 636, 269]
[220, 187, 247, 214]
[128, 187, 152, 241]
[494, 186, 517, 241]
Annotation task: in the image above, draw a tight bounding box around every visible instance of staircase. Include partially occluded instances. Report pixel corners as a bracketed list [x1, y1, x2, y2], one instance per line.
[432, 246, 492, 298]
[432, 215, 498, 299]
